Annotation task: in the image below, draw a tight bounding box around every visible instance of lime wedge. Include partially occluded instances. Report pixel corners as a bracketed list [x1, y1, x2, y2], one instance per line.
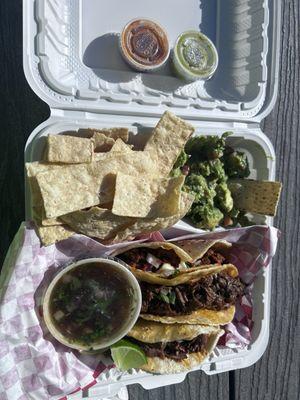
[110, 339, 147, 371]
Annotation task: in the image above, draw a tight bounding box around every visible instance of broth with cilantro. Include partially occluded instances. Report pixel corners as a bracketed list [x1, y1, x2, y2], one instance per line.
[49, 262, 133, 347]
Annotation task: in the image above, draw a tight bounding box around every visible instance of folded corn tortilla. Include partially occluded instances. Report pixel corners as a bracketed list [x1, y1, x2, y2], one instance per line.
[112, 241, 193, 263]
[133, 263, 238, 286]
[129, 319, 220, 343]
[127, 320, 223, 374]
[171, 239, 231, 263]
[141, 305, 236, 326]
[139, 264, 239, 325]
[112, 239, 231, 279]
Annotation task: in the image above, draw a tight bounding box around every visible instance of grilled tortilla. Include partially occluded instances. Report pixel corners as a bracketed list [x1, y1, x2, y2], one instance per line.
[127, 320, 223, 374]
[111, 239, 232, 283]
[138, 264, 243, 325]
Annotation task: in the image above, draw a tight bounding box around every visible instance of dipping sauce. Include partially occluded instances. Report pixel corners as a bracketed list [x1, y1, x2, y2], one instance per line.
[120, 18, 170, 71]
[173, 31, 218, 81]
[43, 259, 141, 350]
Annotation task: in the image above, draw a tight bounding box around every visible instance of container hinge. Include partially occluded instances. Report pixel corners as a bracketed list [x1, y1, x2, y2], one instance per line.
[50, 108, 89, 120]
[232, 121, 260, 130]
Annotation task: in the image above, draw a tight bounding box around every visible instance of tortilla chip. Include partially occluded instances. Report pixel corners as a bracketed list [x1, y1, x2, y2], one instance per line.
[110, 138, 133, 153]
[35, 151, 159, 218]
[113, 192, 195, 241]
[93, 139, 133, 161]
[93, 153, 109, 162]
[45, 135, 93, 163]
[32, 210, 62, 227]
[92, 132, 115, 152]
[35, 224, 75, 246]
[172, 239, 232, 262]
[61, 193, 194, 241]
[132, 263, 238, 286]
[112, 174, 185, 218]
[35, 164, 103, 219]
[229, 180, 282, 216]
[80, 127, 129, 142]
[144, 111, 194, 176]
[141, 305, 235, 326]
[26, 162, 64, 226]
[61, 207, 136, 239]
[26, 161, 65, 177]
[128, 319, 221, 343]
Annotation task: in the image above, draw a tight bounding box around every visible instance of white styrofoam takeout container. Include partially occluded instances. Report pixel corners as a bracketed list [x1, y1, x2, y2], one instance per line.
[22, 0, 281, 398]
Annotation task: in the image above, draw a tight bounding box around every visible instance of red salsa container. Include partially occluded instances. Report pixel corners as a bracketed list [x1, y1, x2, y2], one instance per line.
[120, 18, 170, 72]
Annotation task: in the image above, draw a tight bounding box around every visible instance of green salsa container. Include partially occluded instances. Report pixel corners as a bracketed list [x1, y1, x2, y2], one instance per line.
[173, 30, 218, 81]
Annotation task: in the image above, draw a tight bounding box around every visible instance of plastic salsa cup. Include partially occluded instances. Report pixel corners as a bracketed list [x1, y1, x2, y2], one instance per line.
[119, 18, 170, 72]
[173, 30, 218, 81]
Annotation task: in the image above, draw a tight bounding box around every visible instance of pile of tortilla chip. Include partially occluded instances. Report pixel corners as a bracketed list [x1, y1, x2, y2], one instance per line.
[26, 112, 195, 246]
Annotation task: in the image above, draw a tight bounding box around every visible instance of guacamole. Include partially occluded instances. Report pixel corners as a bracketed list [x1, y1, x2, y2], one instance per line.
[223, 150, 250, 178]
[171, 150, 189, 177]
[184, 174, 216, 204]
[171, 133, 251, 230]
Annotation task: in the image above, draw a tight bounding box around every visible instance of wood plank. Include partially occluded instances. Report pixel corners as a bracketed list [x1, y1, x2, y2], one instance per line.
[0, 0, 49, 266]
[234, 1, 300, 399]
[128, 371, 229, 400]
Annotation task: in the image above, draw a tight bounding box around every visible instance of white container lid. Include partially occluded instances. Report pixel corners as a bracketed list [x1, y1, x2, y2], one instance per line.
[23, 0, 281, 123]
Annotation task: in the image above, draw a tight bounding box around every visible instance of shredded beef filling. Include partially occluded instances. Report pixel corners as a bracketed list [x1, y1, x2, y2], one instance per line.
[196, 248, 226, 266]
[141, 272, 245, 315]
[129, 334, 209, 361]
[119, 247, 226, 273]
[118, 248, 181, 272]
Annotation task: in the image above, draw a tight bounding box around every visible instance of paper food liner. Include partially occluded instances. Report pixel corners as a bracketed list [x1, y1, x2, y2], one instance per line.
[0, 223, 279, 399]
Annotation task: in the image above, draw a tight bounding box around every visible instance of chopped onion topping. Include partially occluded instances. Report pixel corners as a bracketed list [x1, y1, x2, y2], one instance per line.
[178, 261, 188, 270]
[146, 253, 162, 269]
[53, 310, 65, 321]
[158, 263, 175, 277]
[160, 287, 171, 296]
[61, 274, 72, 284]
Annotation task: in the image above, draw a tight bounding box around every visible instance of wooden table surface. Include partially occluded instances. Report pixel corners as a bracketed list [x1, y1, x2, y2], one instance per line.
[0, 1, 299, 399]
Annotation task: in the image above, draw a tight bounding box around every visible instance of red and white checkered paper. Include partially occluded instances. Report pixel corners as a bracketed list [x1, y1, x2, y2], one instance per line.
[0, 223, 279, 400]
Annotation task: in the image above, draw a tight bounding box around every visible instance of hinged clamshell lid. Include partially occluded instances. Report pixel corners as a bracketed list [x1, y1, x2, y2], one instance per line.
[23, 0, 281, 123]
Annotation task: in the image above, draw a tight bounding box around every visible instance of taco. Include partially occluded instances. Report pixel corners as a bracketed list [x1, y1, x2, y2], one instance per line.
[138, 262, 243, 325]
[126, 319, 223, 374]
[113, 240, 243, 325]
[111, 239, 232, 285]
